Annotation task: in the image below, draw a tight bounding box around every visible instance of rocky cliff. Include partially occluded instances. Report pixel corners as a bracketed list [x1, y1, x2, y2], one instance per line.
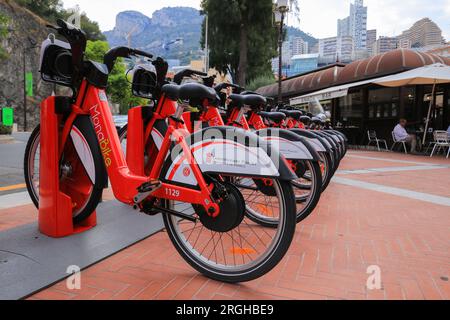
[0, 0, 53, 131]
[104, 7, 204, 65]
[104, 7, 319, 66]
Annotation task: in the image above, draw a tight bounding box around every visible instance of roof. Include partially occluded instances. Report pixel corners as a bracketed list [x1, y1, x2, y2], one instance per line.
[257, 49, 450, 98]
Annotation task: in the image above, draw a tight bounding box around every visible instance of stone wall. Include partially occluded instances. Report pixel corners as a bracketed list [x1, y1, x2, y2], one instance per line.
[0, 0, 53, 131]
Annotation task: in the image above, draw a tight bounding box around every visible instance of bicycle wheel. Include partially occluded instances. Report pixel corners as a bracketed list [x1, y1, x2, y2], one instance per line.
[243, 159, 322, 226]
[290, 160, 322, 223]
[24, 120, 105, 224]
[318, 151, 333, 191]
[162, 176, 296, 283]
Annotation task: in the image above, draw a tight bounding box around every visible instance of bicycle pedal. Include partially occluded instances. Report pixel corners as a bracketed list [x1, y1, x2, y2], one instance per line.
[137, 180, 162, 193]
[134, 180, 162, 204]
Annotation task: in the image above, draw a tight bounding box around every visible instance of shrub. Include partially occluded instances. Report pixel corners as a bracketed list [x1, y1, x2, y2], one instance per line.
[0, 125, 12, 135]
[246, 73, 276, 92]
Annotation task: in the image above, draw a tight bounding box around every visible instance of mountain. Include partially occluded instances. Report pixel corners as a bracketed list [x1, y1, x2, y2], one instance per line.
[104, 7, 318, 65]
[104, 7, 204, 65]
[286, 26, 318, 48]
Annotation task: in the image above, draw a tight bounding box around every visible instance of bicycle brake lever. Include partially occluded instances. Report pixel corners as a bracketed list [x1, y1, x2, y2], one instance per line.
[46, 24, 59, 31]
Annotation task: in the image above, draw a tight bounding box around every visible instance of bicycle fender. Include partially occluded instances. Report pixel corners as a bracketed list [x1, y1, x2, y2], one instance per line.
[289, 129, 329, 153]
[70, 116, 108, 188]
[165, 126, 297, 186]
[313, 131, 337, 150]
[328, 130, 348, 142]
[322, 131, 342, 144]
[255, 128, 321, 162]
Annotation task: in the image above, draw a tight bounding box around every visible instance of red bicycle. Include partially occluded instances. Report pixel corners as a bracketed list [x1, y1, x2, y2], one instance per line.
[119, 73, 326, 226]
[24, 20, 299, 283]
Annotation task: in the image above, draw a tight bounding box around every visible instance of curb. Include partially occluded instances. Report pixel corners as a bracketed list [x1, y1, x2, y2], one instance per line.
[0, 135, 15, 144]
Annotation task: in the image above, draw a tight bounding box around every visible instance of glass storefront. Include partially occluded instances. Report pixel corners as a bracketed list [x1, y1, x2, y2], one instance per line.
[339, 90, 363, 127]
[368, 87, 400, 120]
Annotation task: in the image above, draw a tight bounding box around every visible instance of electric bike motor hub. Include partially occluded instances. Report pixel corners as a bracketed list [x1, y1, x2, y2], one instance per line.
[194, 182, 246, 233]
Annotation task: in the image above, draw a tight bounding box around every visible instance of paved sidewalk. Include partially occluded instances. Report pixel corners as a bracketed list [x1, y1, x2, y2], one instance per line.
[1, 151, 448, 300]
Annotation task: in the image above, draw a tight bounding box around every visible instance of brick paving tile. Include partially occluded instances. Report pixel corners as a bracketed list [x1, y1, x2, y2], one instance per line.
[5, 151, 445, 300]
[0, 204, 37, 232]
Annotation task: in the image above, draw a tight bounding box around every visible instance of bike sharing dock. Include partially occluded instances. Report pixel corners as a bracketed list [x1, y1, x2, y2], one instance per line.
[0, 151, 449, 300]
[0, 98, 165, 299]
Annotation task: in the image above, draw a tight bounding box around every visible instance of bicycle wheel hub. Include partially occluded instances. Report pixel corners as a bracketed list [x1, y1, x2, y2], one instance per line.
[196, 183, 245, 233]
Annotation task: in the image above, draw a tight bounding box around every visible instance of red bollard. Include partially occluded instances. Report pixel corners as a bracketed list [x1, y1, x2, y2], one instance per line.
[38, 96, 97, 238]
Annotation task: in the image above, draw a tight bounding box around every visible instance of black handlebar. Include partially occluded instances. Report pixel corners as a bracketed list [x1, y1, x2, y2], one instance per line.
[173, 69, 208, 85]
[104, 46, 153, 72]
[214, 83, 244, 94]
[131, 49, 154, 59]
[46, 20, 156, 92]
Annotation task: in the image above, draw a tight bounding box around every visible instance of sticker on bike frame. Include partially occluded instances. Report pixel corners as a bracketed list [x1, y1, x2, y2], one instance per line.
[166, 139, 279, 186]
[261, 137, 314, 161]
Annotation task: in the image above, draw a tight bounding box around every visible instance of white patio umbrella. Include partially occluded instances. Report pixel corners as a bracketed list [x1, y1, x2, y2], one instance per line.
[373, 63, 450, 145]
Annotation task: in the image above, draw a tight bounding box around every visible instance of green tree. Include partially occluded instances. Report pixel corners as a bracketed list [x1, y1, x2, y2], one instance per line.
[85, 40, 145, 114]
[60, 11, 106, 41]
[0, 14, 9, 60]
[201, 0, 278, 86]
[246, 72, 276, 92]
[16, 0, 62, 22]
[16, 0, 105, 41]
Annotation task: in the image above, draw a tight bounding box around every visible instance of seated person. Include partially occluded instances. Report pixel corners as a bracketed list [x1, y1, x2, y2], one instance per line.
[394, 119, 417, 153]
[447, 125, 450, 137]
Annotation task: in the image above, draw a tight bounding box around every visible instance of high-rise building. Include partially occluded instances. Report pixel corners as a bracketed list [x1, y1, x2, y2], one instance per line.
[291, 37, 309, 56]
[282, 40, 292, 66]
[398, 38, 412, 49]
[337, 0, 368, 49]
[366, 29, 377, 55]
[337, 17, 351, 38]
[372, 36, 398, 55]
[318, 36, 354, 64]
[272, 40, 293, 75]
[397, 18, 444, 48]
[350, 0, 368, 49]
[319, 37, 338, 63]
[338, 36, 355, 62]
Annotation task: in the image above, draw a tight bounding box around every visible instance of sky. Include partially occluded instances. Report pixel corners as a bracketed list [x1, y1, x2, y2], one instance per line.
[61, 0, 450, 40]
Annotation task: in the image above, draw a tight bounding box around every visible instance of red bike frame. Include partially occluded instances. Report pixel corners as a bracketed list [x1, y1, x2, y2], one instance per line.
[56, 80, 219, 214]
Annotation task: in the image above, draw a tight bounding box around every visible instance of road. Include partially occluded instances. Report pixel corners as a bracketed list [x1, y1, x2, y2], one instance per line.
[0, 132, 31, 196]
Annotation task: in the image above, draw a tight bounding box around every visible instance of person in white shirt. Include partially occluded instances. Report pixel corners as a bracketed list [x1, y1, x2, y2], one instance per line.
[393, 119, 417, 153]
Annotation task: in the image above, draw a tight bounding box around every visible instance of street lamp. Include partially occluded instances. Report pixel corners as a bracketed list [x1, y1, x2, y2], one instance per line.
[274, 0, 290, 104]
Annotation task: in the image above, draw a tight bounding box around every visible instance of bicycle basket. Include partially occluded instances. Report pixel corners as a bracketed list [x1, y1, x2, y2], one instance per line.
[131, 64, 157, 99]
[39, 37, 74, 87]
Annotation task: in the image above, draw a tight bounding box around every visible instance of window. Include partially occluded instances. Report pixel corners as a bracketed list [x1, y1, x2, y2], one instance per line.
[368, 87, 400, 119]
[339, 91, 363, 125]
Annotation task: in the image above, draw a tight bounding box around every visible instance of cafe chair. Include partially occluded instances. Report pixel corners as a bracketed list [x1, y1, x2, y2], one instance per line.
[430, 131, 450, 158]
[391, 132, 408, 154]
[367, 130, 388, 151]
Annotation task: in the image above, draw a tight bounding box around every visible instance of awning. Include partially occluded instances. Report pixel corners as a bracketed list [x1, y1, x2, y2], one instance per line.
[289, 63, 450, 105]
[290, 78, 375, 105]
[373, 63, 450, 87]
